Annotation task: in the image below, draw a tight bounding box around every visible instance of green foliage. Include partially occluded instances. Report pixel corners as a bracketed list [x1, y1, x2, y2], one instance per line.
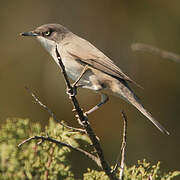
[123, 160, 180, 180]
[0, 118, 89, 180]
[0, 118, 179, 180]
[84, 160, 180, 180]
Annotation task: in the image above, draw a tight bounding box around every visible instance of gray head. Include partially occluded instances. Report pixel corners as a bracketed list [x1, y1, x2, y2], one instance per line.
[21, 24, 70, 42]
[21, 24, 71, 55]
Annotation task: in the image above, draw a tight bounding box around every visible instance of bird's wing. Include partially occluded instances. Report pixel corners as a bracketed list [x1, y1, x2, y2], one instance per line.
[62, 35, 142, 88]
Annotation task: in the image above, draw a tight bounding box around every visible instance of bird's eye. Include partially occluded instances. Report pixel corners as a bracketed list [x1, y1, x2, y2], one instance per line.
[44, 31, 51, 36]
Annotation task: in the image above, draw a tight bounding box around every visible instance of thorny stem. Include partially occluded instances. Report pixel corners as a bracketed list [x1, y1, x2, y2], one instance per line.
[55, 46, 119, 180]
[18, 135, 101, 167]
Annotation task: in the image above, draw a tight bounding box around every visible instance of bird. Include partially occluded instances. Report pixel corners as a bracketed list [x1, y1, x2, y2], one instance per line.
[20, 23, 169, 135]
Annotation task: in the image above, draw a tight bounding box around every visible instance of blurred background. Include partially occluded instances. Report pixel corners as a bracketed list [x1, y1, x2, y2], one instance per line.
[1, 0, 180, 178]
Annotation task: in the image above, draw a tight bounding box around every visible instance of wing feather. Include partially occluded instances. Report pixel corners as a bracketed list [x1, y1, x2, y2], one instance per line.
[62, 34, 142, 88]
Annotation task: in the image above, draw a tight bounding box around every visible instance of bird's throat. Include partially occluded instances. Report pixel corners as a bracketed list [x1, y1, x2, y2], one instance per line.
[37, 36, 56, 55]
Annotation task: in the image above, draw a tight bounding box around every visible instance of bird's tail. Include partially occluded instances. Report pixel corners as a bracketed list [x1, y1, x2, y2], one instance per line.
[115, 82, 170, 135]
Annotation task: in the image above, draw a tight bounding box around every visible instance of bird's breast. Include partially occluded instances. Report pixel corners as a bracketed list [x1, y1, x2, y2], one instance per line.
[62, 57, 84, 81]
[54, 45, 85, 81]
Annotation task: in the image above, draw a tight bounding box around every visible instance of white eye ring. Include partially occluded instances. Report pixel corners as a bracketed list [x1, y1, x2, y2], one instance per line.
[44, 31, 51, 36]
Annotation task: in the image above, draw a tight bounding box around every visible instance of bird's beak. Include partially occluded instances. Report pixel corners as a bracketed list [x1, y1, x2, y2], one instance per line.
[20, 31, 38, 37]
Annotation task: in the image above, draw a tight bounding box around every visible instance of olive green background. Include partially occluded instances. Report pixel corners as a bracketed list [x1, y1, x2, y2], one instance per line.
[1, 0, 180, 176]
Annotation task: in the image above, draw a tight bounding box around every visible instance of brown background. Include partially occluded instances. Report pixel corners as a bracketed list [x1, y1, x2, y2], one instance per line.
[1, 0, 180, 178]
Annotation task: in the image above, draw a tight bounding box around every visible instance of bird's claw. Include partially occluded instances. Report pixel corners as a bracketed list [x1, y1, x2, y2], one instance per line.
[66, 86, 77, 96]
[83, 112, 89, 118]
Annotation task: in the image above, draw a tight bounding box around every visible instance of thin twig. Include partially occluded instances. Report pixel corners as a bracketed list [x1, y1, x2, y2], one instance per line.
[55, 46, 118, 180]
[25, 86, 85, 133]
[131, 42, 180, 63]
[119, 111, 127, 180]
[18, 135, 101, 167]
[112, 111, 127, 179]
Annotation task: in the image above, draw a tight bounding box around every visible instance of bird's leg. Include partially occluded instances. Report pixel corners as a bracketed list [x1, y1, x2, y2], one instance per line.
[67, 65, 89, 96]
[72, 65, 89, 87]
[85, 93, 109, 115]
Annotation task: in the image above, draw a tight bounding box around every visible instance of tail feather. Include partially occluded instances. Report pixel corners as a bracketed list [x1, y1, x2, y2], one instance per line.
[118, 84, 170, 135]
[131, 98, 169, 135]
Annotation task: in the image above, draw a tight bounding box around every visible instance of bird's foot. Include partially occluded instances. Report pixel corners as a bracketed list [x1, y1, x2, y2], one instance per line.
[66, 86, 77, 97]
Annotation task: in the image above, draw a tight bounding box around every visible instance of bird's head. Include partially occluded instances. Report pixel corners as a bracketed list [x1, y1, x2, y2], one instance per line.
[21, 24, 69, 42]
[21, 24, 70, 54]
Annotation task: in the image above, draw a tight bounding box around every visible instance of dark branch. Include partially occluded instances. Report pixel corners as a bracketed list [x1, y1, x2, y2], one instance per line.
[25, 86, 85, 134]
[55, 46, 119, 180]
[131, 43, 180, 63]
[18, 135, 101, 167]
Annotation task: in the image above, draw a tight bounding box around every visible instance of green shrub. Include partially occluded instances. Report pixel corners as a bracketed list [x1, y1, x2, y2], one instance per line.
[0, 118, 179, 180]
[84, 160, 180, 180]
